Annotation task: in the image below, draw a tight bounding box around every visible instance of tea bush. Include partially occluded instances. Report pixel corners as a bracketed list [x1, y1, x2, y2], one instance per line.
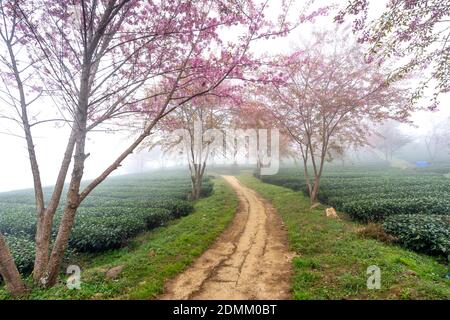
[341, 198, 450, 222]
[68, 215, 147, 252]
[5, 234, 35, 274]
[0, 171, 212, 272]
[260, 166, 450, 256]
[65, 208, 173, 252]
[0, 211, 36, 236]
[383, 215, 450, 255]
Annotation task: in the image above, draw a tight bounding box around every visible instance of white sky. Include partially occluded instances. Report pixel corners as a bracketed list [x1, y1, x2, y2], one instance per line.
[0, 0, 448, 192]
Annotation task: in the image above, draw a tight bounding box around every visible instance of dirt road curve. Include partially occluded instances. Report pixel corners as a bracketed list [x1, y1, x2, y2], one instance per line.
[160, 175, 293, 300]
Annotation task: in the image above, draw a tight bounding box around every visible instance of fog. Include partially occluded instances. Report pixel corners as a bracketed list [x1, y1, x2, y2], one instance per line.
[0, 0, 449, 192]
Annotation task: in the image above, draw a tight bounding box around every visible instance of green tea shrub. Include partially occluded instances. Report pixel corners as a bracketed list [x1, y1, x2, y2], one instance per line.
[383, 215, 450, 256]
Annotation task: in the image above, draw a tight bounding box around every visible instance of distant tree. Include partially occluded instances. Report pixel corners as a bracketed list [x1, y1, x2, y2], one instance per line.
[232, 88, 293, 178]
[263, 31, 413, 205]
[150, 86, 234, 200]
[372, 121, 413, 161]
[423, 118, 450, 162]
[336, 0, 450, 110]
[325, 140, 351, 166]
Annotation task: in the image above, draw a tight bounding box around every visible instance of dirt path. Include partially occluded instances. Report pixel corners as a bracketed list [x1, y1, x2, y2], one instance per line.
[160, 175, 293, 300]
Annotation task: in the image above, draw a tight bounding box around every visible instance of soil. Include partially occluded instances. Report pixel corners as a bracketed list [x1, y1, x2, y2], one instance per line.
[159, 175, 293, 300]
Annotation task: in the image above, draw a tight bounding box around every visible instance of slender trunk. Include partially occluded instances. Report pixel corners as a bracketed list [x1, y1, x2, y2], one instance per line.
[44, 132, 87, 287]
[198, 160, 208, 199]
[195, 168, 203, 200]
[0, 234, 26, 298]
[44, 205, 78, 287]
[310, 175, 321, 205]
[196, 182, 202, 199]
[193, 173, 199, 200]
[302, 158, 312, 197]
[190, 162, 206, 200]
[33, 216, 51, 284]
[190, 170, 197, 200]
[310, 148, 327, 206]
[5, 37, 50, 285]
[33, 129, 77, 282]
[255, 131, 261, 178]
[193, 179, 202, 200]
[255, 159, 261, 179]
[5, 40, 45, 214]
[190, 168, 202, 200]
[42, 56, 91, 286]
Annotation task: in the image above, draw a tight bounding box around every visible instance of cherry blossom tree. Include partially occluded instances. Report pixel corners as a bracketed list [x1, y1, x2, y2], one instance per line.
[232, 87, 293, 178]
[262, 31, 414, 205]
[0, 0, 315, 296]
[148, 84, 236, 200]
[371, 121, 412, 162]
[423, 118, 450, 162]
[336, 0, 450, 110]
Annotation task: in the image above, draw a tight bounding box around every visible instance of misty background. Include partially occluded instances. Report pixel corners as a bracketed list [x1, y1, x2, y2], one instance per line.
[0, 0, 449, 192]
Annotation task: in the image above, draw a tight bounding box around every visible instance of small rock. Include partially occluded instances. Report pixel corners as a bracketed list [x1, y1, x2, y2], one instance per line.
[105, 265, 125, 280]
[325, 207, 339, 218]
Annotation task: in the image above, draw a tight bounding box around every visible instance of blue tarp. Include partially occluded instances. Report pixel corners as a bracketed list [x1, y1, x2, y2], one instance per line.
[415, 161, 430, 168]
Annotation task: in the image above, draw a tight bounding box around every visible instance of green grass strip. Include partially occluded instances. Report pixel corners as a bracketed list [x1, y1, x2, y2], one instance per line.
[0, 177, 237, 300]
[238, 174, 450, 300]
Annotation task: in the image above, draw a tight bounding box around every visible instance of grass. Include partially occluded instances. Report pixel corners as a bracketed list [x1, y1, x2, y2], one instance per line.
[238, 174, 450, 300]
[0, 176, 237, 300]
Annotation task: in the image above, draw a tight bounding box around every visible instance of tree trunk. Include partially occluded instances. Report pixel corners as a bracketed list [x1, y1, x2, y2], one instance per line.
[0, 234, 27, 298]
[255, 159, 262, 179]
[33, 129, 77, 282]
[43, 156, 86, 287]
[192, 180, 202, 200]
[5, 35, 53, 285]
[310, 175, 321, 206]
[43, 124, 87, 287]
[303, 165, 312, 197]
[37, 78, 174, 286]
[189, 161, 206, 201]
[195, 175, 203, 200]
[190, 171, 203, 200]
[33, 214, 51, 283]
[44, 205, 78, 287]
[41, 59, 90, 286]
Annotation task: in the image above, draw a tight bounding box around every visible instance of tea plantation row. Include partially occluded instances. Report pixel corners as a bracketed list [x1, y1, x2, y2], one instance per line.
[260, 166, 450, 256]
[0, 171, 213, 274]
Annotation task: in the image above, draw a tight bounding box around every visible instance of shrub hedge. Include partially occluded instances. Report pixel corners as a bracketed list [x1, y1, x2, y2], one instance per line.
[383, 215, 450, 256]
[340, 198, 450, 222]
[0, 172, 212, 273]
[260, 166, 450, 256]
[5, 234, 35, 274]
